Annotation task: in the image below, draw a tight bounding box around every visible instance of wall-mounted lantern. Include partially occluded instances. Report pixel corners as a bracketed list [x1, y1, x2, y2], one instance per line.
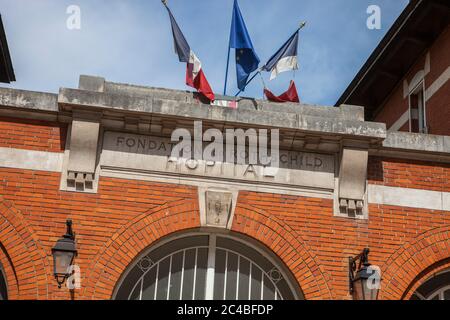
[349, 248, 380, 300]
[52, 220, 77, 288]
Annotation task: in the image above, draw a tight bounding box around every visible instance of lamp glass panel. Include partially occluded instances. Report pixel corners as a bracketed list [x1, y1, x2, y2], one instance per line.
[362, 279, 373, 300]
[53, 251, 74, 275]
[353, 278, 364, 300]
[362, 278, 379, 300]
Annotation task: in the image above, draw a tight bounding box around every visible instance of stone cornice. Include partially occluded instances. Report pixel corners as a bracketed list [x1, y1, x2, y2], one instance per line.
[57, 87, 387, 141]
[1, 76, 450, 162]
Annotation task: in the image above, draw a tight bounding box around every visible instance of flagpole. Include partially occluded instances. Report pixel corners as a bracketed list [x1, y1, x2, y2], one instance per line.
[234, 69, 261, 97]
[224, 45, 231, 96]
[223, 1, 234, 96]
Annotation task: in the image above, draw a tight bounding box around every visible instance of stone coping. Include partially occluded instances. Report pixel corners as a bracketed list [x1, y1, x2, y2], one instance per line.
[0, 75, 449, 156]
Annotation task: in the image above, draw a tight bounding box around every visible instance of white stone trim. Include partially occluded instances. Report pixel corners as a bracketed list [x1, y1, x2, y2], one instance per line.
[425, 52, 431, 75]
[388, 110, 409, 132]
[402, 51, 430, 99]
[369, 184, 450, 211]
[409, 70, 425, 94]
[0, 147, 63, 172]
[403, 80, 409, 99]
[403, 70, 425, 99]
[425, 66, 450, 102]
[444, 193, 450, 211]
[2, 148, 450, 212]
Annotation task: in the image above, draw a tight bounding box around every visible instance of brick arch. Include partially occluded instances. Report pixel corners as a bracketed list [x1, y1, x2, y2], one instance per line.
[231, 203, 333, 300]
[85, 198, 332, 300]
[0, 196, 50, 299]
[84, 198, 200, 300]
[0, 241, 19, 299]
[403, 260, 450, 300]
[380, 226, 450, 300]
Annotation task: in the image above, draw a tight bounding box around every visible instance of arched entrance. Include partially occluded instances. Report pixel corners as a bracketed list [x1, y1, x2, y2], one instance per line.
[0, 263, 7, 300]
[411, 269, 450, 300]
[113, 232, 303, 300]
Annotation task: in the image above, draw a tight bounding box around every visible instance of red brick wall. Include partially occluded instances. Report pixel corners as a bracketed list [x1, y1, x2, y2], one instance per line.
[426, 81, 450, 136]
[235, 192, 450, 300]
[368, 157, 450, 192]
[0, 170, 199, 300]
[0, 119, 450, 300]
[0, 117, 67, 153]
[427, 26, 450, 86]
[374, 25, 450, 135]
[424, 25, 450, 136]
[374, 82, 408, 131]
[0, 158, 449, 300]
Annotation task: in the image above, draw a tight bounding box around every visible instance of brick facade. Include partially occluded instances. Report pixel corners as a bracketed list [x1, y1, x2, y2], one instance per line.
[368, 157, 450, 192]
[374, 25, 450, 135]
[0, 117, 67, 153]
[1, 116, 449, 300]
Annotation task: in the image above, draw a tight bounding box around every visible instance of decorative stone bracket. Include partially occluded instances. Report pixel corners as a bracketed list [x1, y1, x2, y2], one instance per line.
[62, 112, 101, 193]
[199, 188, 238, 229]
[338, 148, 369, 217]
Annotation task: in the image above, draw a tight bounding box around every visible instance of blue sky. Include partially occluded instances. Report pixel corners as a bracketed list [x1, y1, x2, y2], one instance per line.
[0, 0, 408, 105]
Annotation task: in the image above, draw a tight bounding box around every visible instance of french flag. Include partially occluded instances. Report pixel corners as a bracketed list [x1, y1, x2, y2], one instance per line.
[262, 30, 299, 80]
[165, 5, 215, 101]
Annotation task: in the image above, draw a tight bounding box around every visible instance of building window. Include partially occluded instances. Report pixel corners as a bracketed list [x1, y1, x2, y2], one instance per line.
[0, 264, 7, 300]
[411, 269, 450, 300]
[114, 233, 302, 300]
[409, 82, 427, 133]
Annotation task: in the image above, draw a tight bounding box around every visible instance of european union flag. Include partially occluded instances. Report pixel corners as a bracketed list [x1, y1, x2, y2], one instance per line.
[229, 0, 260, 91]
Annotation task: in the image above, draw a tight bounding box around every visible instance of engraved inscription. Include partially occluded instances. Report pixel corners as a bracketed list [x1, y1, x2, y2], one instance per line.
[101, 132, 336, 190]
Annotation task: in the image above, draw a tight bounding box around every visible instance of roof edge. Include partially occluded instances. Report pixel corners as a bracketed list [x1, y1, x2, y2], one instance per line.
[0, 14, 15, 83]
[335, 0, 423, 107]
